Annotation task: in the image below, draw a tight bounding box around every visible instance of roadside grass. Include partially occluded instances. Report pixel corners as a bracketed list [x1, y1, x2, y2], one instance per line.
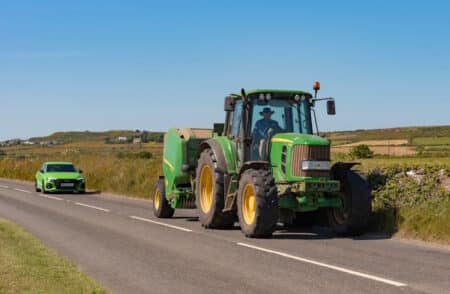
[0, 219, 107, 294]
[371, 200, 450, 244]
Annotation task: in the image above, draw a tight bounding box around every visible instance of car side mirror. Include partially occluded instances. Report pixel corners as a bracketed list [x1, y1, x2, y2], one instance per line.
[327, 100, 336, 115]
[40, 169, 45, 173]
[224, 96, 234, 112]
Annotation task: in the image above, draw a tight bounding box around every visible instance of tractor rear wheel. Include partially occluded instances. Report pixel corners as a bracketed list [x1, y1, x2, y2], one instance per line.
[237, 169, 279, 238]
[195, 149, 236, 229]
[153, 178, 174, 218]
[327, 170, 371, 236]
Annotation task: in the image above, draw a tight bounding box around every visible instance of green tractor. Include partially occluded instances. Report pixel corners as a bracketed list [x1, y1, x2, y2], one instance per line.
[153, 82, 371, 238]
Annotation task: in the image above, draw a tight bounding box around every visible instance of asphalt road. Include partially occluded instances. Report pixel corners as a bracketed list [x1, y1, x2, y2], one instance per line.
[0, 178, 449, 294]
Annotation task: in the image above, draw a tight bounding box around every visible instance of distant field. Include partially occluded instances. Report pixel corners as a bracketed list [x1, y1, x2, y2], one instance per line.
[412, 136, 450, 145]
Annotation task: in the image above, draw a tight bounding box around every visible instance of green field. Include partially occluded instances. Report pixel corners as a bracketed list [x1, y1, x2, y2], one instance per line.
[0, 219, 107, 294]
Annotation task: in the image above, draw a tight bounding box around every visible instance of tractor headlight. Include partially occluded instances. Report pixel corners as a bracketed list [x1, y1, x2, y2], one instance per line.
[301, 161, 331, 171]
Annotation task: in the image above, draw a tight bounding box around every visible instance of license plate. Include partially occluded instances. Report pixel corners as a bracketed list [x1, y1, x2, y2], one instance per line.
[60, 183, 74, 187]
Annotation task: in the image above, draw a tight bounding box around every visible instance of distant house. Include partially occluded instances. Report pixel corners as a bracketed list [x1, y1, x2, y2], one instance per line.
[117, 136, 128, 142]
[23, 141, 35, 145]
[133, 137, 142, 144]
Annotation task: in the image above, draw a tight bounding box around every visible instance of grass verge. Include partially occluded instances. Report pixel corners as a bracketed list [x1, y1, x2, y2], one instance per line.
[371, 200, 450, 244]
[0, 219, 107, 294]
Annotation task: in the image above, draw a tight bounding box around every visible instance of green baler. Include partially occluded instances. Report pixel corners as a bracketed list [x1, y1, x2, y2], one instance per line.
[153, 84, 371, 238]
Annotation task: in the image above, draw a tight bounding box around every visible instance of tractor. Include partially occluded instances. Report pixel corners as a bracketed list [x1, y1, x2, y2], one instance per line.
[153, 82, 371, 238]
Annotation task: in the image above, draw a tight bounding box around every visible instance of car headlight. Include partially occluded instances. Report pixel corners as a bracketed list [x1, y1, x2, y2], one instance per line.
[301, 161, 331, 171]
[77, 177, 85, 182]
[47, 178, 57, 182]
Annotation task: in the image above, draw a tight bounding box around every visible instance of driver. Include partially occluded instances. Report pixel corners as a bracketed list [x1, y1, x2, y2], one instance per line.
[252, 107, 281, 141]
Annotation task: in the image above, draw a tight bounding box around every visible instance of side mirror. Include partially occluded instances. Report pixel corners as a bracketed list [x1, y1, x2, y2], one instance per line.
[327, 100, 336, 115]
[224, 96, 234, 112]
[40, 169, 45, 173]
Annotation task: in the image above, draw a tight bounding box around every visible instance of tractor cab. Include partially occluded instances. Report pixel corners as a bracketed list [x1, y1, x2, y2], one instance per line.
[223, 87, 335, 164]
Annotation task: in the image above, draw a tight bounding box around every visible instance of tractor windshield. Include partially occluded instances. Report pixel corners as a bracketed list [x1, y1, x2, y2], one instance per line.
[248, 97, 312, 160]
[250, 98, 312, 138]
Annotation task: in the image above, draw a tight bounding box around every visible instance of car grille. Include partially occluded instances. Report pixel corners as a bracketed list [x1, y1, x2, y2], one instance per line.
[55, 179, 79, 189]
[291, 145, 330, 177]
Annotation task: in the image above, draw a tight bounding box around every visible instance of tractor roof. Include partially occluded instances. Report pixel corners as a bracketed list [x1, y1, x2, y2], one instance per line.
[231, 89, 313, 99]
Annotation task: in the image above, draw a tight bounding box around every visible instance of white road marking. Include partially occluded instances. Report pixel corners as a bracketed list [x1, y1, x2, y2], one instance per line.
[130, 215, 192, 232]
[37, 194, 63, 201]
[0, 185, 9, 188]
[237, 242, 407, 287]
[75, 202, 110, 212]
[13, 188, 31, 194]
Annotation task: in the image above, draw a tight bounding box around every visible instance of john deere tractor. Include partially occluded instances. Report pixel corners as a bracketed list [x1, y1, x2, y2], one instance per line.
[153, 82, 371, 238]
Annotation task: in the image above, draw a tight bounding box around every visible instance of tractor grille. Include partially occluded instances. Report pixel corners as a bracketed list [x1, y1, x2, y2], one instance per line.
[291, 145, 330, 177]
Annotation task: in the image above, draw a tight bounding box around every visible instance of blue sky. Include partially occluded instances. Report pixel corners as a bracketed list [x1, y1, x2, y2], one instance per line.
[1, 0, 449, 140]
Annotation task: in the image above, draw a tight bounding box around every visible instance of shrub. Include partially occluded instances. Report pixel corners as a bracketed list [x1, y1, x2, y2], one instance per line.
[350, 144, 374, 159]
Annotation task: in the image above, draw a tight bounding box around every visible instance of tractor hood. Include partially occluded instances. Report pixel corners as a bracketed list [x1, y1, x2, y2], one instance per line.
[271, 133, 329, 146]
[44, 172, 83, 180]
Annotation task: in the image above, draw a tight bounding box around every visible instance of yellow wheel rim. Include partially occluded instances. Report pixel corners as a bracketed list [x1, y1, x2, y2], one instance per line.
[199, 165, 213, 213]
[242, 184, 256, 225]
[154, 189, 161, 210]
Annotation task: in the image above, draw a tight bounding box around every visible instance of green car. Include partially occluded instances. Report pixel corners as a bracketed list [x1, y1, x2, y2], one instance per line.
[35, 162, 85, 193]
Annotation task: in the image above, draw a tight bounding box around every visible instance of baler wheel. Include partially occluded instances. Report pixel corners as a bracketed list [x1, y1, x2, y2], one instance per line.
[153, 178, 175, 218]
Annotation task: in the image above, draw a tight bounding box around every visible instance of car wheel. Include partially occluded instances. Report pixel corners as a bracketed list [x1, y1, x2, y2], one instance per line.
[35, 181, 41, 192]
[42, 181, 48, 194]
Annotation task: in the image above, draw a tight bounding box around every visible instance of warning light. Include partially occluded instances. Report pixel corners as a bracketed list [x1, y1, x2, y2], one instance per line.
[313, 81, 321, 91]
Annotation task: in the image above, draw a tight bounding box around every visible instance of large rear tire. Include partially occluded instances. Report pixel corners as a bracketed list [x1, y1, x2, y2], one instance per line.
[327, 169, 372, 236]
[237, 169, 279, 238]
[195, 149, 236, 229]
[153, 178, 174, 218]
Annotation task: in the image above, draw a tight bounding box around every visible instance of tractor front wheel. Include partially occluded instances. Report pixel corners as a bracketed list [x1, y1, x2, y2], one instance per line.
[237, 169, 278, 238]
[153, 178, 175, 218]
[327, 169, 371, 236]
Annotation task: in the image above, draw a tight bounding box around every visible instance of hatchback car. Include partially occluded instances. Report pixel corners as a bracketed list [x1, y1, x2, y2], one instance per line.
[35, 162, 85, 193]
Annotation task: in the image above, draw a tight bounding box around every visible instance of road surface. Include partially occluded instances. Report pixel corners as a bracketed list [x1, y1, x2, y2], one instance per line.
[0, 178, 449, 294]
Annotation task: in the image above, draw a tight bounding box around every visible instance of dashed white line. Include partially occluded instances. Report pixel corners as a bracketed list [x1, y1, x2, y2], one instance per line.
[237, 242, 407, 287]
[37, 194, 63, 201]
[0, 185, 9, 189]
[130, 215, 193, 232]
[13, 188, 31, 194]
[75, 202, 110, 212]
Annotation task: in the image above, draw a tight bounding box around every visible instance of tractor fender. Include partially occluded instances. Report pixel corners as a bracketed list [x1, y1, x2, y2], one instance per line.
[238, 161, 270, 177]
[331, 162, 360, 178]
[198, 139, 228, 174]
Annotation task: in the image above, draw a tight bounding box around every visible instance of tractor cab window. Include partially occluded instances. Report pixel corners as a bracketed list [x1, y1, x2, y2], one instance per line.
[230, 100, 242, 139]
[249, 97, 312, 160]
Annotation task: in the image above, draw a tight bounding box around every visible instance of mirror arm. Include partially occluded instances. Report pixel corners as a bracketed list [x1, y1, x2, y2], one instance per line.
[312, 97, 334, 102]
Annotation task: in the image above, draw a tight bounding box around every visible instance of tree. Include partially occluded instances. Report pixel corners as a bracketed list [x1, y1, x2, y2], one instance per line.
[350, 144, 374, 159]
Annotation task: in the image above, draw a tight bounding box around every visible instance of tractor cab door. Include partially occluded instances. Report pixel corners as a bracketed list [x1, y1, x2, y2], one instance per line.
[226, 100, 244, 169]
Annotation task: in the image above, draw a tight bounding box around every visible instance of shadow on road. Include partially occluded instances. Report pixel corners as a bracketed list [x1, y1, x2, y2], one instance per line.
[271, 225, 392, 241]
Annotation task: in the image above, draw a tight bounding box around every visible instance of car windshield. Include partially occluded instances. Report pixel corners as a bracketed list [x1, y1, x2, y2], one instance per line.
[46, 164, 76, 173]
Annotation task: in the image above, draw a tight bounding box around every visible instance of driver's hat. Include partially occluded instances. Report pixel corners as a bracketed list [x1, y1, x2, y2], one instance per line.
[260, 107, 274, 115]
